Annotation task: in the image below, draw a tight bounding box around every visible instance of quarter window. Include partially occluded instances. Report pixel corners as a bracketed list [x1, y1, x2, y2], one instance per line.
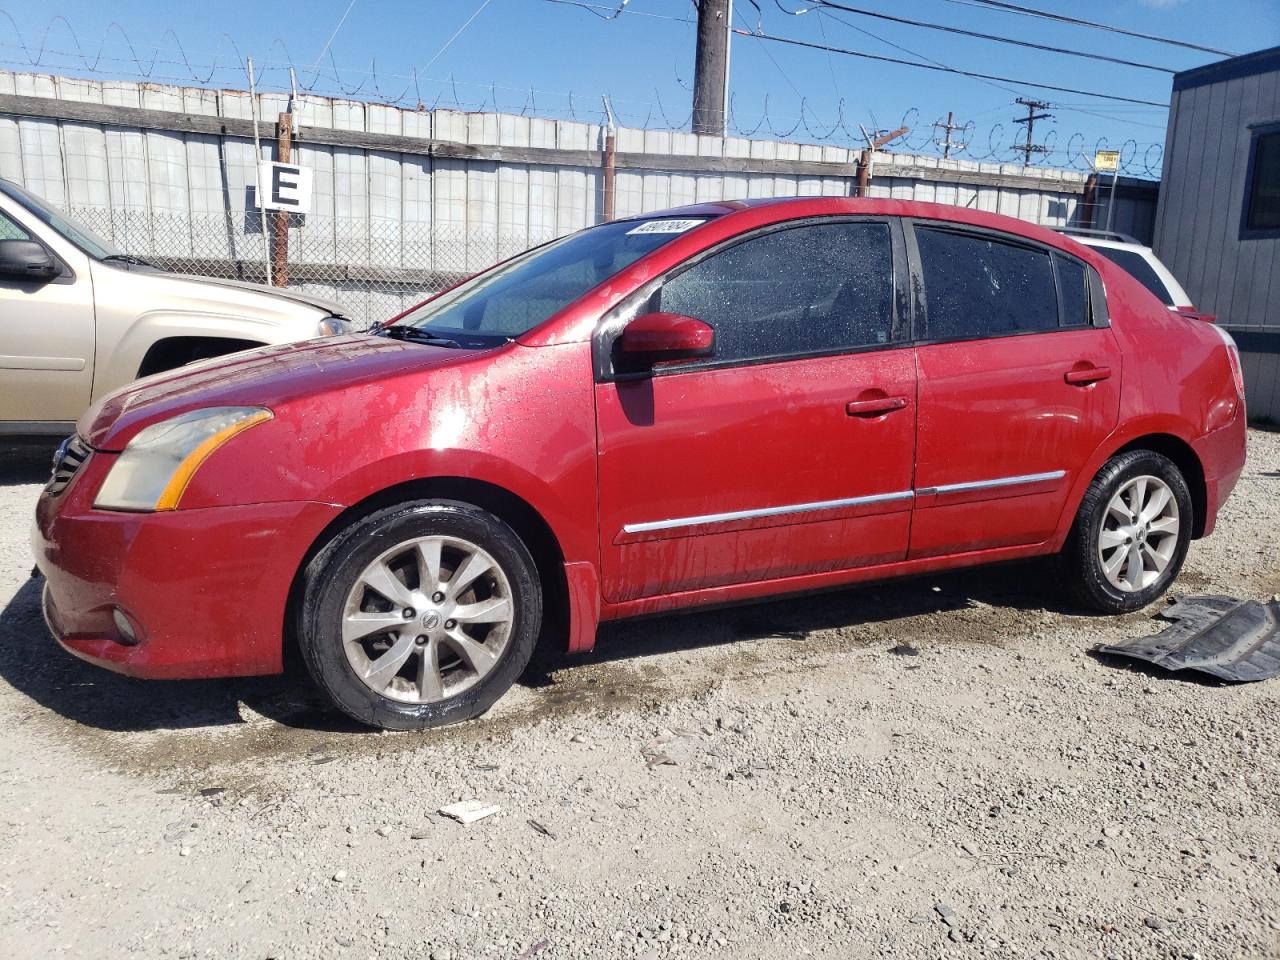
[916, 228, 1058, 339]
[0, 212, 30, 241]
[1054, 253, 1091, 327]
[655, 221, 895, 365]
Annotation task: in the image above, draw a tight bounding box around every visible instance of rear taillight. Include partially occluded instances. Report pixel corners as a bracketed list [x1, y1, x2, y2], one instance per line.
[1210, 324, 1246, 401]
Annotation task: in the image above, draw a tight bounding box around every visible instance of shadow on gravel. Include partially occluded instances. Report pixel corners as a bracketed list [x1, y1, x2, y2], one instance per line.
[1, 441, 57, 487]
[1085, 648, 1229, 686]
[524, 557, 1082, 683]
[3, 553, 1081, 734]
[0, 577, 363, 734]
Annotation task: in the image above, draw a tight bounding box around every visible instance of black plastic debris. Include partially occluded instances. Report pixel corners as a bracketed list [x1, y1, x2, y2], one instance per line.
[1097, 595, 1280, 682]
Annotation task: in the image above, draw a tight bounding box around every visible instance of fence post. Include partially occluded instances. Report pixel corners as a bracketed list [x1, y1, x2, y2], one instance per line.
[273, 111, 292, 286]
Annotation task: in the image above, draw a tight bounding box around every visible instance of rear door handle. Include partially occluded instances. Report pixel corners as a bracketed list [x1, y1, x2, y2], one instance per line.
[846, 396, 909, 417]
[1064, 366, 1112, 386]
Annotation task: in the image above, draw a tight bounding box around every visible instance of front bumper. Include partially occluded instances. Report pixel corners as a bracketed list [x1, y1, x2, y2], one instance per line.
[32, 450, 342, 679]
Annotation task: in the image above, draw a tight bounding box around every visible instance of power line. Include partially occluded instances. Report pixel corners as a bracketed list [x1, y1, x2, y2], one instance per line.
[802, 1, 1177, 73]
[738, 27, 1171, 107]
[420, 0, 496, 71]
[938, 0, 1238, 57]
[311, 0, 359, 68]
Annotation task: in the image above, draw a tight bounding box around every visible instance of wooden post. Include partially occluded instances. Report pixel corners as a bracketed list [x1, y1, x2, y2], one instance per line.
[1082, 173, 1099, 230]
[856, 148, 871, 198]
[692, 0, 730, 136]
[602, 129, 616, 221]
[272, 111, 292, 287]
[855, 126, 908, 199]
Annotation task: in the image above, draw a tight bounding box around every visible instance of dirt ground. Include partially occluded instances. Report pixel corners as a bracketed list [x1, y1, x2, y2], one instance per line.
[1, 431, 1278, 960]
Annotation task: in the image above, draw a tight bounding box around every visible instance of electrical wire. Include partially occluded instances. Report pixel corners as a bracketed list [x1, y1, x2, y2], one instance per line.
[420, 0, 497, 71]
[311, 0, 358, 68]
[800, 0, 1177, 73]
[740, 27, 1171, 107]
[938, 0, 1237, 57]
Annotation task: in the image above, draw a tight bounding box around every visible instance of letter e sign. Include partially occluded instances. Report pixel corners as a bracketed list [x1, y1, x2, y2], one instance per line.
[256, 162, 313, 213]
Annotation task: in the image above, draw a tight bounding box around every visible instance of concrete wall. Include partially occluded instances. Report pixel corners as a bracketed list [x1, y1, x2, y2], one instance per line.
[0, 69, 1160, 326]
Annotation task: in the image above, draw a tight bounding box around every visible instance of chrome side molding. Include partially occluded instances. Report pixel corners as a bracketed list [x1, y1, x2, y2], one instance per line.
[622, 469, 1067, 536]
[622, 490, 915, 535]
[915, 470, 1067, 498]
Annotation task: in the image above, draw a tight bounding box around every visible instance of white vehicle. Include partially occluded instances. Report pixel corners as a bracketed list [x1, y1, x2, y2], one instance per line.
[0, 179, 354, 436]
[1056, 227, 1195, 312]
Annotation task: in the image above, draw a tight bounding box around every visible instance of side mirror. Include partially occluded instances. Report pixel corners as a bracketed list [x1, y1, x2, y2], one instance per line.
[619, 312, 715, 369]
[0, 239, 57, 282]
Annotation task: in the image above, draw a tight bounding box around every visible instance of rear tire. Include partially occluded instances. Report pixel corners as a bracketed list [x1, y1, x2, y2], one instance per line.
[1061, 450, 1193, 613]
[298, 500, 542, 730]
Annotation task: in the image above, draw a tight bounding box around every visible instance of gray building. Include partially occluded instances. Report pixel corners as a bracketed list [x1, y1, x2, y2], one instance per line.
[1154, 45, 1280, 421]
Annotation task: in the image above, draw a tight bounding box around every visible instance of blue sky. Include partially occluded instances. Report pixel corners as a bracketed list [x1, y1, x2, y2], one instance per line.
[4, 0, 1278, 174]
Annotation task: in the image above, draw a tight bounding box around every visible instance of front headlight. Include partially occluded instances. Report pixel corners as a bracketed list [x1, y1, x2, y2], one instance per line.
[317, 316, 352, 336]
[94, 407, 272, 512]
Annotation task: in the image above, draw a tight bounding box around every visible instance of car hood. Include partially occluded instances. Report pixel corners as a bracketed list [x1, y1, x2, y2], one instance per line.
[79, 334, 488, 450]
[159, 273, 350, 317]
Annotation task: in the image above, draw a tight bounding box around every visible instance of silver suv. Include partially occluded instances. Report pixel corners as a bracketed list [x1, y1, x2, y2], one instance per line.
[0, 179, 353, 436]
[1056, 227, 1195, 311]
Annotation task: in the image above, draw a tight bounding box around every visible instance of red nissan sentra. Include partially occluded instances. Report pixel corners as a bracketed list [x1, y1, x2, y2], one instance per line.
[32, 198, 1247, 730]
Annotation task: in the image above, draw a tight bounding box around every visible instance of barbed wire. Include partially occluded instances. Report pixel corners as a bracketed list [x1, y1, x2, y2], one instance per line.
[0, 10, 1163, 177]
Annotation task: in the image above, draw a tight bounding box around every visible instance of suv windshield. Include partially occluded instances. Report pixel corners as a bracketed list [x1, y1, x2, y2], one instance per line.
[0, 179, 124, 260]
[391, 217, 712, 342]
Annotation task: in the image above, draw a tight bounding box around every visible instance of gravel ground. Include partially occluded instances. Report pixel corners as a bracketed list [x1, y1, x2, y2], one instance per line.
[1, 431, 1278, 960]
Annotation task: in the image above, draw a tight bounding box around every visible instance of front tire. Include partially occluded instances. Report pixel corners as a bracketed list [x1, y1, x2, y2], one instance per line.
[1061, 450, 1193, 613]
[299, 500, 542, 730]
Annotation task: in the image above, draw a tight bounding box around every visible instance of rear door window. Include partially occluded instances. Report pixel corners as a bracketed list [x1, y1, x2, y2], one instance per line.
[655, 220, 895, 365]
[915, 228, 1058, 340]
[1088, 246, 1175, 305]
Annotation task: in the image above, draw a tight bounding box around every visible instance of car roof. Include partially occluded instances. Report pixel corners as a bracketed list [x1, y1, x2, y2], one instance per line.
[629, 196, 1083, 251]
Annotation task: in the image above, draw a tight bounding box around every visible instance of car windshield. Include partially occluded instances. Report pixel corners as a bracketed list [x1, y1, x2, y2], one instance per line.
[391, 216, 713, 341]
[0, 179, 124, 260]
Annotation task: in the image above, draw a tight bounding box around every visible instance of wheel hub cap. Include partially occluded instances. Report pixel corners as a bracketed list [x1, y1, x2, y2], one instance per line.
[341, 535, 514, 705]
[1097, 474, 1180, 594]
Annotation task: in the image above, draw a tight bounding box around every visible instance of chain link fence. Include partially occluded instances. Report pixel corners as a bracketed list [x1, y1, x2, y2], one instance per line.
[71, 209, 553, 327]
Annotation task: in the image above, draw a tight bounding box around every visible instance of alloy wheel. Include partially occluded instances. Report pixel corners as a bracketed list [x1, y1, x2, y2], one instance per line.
[341, 535, 514, 704]
[1097, 474, 1181, 593]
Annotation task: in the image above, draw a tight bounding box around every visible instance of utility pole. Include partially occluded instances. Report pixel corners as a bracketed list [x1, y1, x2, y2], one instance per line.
[932, 111, 965, 159]
[855, 124, 909, 197]
[692, 0, 731, 136]
[1013, 97, 1053, 166]
[273, 74, 296, 287]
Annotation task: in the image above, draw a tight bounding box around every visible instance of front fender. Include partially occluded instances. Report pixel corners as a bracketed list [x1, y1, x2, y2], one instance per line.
[174, 341, 601, 567]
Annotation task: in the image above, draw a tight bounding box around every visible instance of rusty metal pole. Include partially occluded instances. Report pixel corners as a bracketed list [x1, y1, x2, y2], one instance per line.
[856, 147, 871, 198]
[272, 111, 292, 287]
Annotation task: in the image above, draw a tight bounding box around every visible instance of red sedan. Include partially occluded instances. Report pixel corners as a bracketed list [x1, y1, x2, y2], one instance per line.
[32, 198, 1247, 730]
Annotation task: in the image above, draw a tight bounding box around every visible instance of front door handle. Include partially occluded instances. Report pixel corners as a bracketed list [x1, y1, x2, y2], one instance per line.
[846, 396, 909, 417]
[1064, 365, 1112, 386]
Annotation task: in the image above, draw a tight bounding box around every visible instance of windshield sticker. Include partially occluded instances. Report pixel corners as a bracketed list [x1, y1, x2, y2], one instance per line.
[626, 219, 706, 235]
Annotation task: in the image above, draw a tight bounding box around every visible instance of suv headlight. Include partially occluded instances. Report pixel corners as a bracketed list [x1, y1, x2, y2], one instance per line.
[94, 407, 272, 512]
[317, 316, 352, 336]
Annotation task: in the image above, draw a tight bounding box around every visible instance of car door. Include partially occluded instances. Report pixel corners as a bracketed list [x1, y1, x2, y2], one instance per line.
[594, 217, 918, 603]
[0, 204, 95, 426]
[907, 221, 1122, 558]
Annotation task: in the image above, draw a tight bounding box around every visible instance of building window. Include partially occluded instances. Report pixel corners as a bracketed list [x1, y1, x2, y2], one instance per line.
[1242, 123, 1280, 238]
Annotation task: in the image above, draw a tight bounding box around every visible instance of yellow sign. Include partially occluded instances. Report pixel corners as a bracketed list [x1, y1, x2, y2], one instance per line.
[1094, 150, 1121, 173]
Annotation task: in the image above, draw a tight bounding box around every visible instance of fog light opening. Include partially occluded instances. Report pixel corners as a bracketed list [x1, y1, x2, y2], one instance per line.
[111, 607, 140, 646]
